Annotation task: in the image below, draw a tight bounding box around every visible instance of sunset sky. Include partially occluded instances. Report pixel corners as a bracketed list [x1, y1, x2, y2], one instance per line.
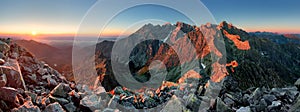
[0, 0, 299, 39]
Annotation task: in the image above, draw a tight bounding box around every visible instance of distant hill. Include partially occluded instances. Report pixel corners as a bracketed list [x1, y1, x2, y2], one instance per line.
[13, 40, 73, 81]
[250, 32, 300, 44]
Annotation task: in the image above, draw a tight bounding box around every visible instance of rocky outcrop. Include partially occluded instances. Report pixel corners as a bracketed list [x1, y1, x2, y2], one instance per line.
[161, 95, 187, 112]
[294, 78, 300, 90]
[50, 83, 72, 98]
[12, 99, 41, 112]
[0, 39, 75, 111]
[0, 87, 21, 108]
[0, 74, 6, 87]
[290, 95, 300, 112]
[44, 102, 65, 112]
[1, 59, 26, 90]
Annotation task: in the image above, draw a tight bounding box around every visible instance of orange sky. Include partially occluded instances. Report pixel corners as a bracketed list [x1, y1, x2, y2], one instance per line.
[1, 0, 299, 39]
[1, 24, 298, 39]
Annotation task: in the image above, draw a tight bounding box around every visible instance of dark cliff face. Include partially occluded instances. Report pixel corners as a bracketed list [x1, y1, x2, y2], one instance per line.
[94, 21, 300, 91]
[220, 22, 300, 89]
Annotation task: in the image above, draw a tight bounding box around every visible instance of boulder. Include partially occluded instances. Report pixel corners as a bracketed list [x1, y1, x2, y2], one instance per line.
[11, 100, 41, 112]
[107, 95, 119, 109]
[242, 94, 250, 105]
[0, 52, 5, 59]
[68, 90, 80, 99]
[112, 86, 123, 95]
[35, 96, 50, 108]
[294, 78, 300, 90]
[283, 87, 299, 101]
[94, 86, 106, 95]
[204, 80, 222, 98]
[35, 96, 43, 106]
[161, 95, 186, 112]
[0, 59, 5, 65]
[222, 76, 239, 92]
[271, 87, 299, 103]
[0, 41, 9, 53]
[26, 74, 37, 84]
[64, 102, 76, 112]
[271, 88, 287, 97]
[0, 87, 21, 107]
[50, 83, 71, 98]
[263, 94, 276, 105]
[186, 94, 201, 111]
[289, 95, 300, 112]
[47, 77, 58, 87]
[223, 97, 235, 106]
[224, 92, 242, 104]
[44, 102, 65, 112]
[21, 65, 33, 73]
[249, 88, 262, 104]
[102, 108, 120, 112]
[236, 106, 251, 112]
[255, 99, 268, 111]
[198, 96, 212, 111]
[78, 84, 92, 95]
[216, 97, 233, 112]
[80, 94, 103, 111]
[49, 95, 69, 105]
[10, 52, 19, 59]
[0, 74, 7, 87]
[1, 59, 26, 90]
[25, 91, 37, 103]
[41, 97, 51, 108]
[0, 100, 9, 110]
[37, 68, 47, 75]
[267, 100, 281, 110]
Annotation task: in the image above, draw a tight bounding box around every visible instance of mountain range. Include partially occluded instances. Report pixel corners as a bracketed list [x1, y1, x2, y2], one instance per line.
[88, 21, 300, 91]
[14, 22, 300, 91]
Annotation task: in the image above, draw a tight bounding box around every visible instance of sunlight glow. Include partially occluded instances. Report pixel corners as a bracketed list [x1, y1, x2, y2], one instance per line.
[31, 31, 37, 36]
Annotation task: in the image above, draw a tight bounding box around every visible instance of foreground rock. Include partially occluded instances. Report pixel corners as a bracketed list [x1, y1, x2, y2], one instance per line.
[44, 102, 65, 112]
[0, 39, 75, 111]
[206, 77, 300, 112]
[290, 95, 300, 112]
[161, 96, 186, 112]
[0, 74, 7, 87]
[1, 59, 27, 90]
[295, 78, 300, 90]
[50, 83, 71, 98]
[12, 100, 41, 112]
[0, 87, 21, 108]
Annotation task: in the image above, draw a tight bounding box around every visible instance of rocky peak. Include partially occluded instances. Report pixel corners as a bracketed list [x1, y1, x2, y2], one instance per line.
[175, 21, 197, 33]
[0, 38, 75, 111]
[219, 21, 231, 29]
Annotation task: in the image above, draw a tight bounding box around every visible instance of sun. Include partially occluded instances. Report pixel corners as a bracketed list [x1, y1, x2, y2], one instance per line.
[31, 31, 37, 36]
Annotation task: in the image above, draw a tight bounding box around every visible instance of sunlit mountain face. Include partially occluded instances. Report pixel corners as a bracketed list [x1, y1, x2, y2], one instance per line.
[74, 21, 300, 111]
[92, 21, 300, 89]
